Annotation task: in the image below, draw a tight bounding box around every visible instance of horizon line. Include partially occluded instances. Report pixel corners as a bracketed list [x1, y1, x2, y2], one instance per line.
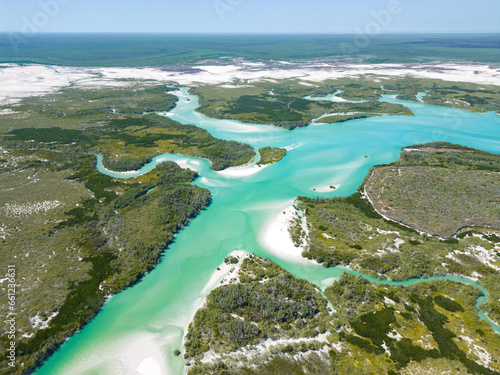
[1, 31, 500, 36]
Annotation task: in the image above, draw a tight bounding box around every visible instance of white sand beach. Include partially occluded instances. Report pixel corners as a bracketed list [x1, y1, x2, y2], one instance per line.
[215, 163, 270, 178]
[164, 157, 203, 173]
[137, 357, 162, 375]
[99, 166, 140, 176]
[260, 203, 310, 263]
[200, 250, 248, 295]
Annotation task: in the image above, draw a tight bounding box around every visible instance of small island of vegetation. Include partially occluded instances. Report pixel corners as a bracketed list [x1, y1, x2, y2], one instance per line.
[257, 147, 287, 166]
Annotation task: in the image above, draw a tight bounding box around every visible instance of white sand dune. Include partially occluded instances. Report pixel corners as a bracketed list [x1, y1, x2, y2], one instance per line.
[2, 61, 500, 105]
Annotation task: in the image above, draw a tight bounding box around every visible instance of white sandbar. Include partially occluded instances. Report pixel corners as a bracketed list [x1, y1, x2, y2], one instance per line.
[216, 163, 269, 178]
[259, 204, 308, 263]
[310, 184, 341, 193]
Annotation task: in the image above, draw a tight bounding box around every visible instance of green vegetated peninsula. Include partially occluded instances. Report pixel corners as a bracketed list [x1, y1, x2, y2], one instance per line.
[184, 255, 500, 374]
[191, 77, 500, 129]
[315, 113, 379, 124]
[365, 143, 500, 238]
[191, 79, 414, 129]
[0, 85, 254, 373]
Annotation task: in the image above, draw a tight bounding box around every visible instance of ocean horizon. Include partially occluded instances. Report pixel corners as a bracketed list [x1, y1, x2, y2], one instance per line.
[1, 32, 499, 67]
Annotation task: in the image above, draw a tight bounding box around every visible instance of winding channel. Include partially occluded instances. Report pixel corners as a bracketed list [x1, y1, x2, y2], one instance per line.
[37, 88, 500, 375]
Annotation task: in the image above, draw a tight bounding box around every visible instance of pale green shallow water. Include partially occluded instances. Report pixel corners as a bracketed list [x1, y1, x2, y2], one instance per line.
[36, 89, 500, 375]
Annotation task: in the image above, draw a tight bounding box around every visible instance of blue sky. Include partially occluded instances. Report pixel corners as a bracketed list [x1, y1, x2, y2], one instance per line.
[0, 0, 499, 34]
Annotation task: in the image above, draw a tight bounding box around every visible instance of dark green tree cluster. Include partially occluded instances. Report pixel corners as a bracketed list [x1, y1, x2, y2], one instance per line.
[325, 273, 498, 375]
[257, 147, 287, 166]
[184, 256, 329, 359]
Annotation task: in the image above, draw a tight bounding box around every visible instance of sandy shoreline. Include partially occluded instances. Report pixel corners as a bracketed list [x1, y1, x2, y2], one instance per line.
[99, 165, 141, 176]
[259, 203, 311, 263]
[215, 163, 270, 178]
[200, 250, 248, 295]
[2, 61, 500, 105]
[130, 250, 248, 375]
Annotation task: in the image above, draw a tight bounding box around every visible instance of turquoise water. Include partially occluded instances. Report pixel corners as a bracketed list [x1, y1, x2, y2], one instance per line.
[37, 91, 500, 375]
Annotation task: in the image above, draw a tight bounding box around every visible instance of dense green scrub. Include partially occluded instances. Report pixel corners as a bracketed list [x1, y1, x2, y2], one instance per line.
[0, 85, 179, 131]
[13, 85, 179, 118]
[191, 81, 413, 129]
[0, 84, 255, 374]
[185, 256, 330, 360]
[185, 256, 500, 374]
[0, 85, 255, 171]
[0, 148, 211, 373]
[191, 77, 500, 129]
[365, 144, 500, 238]
[298, 142, 500, 322]
[325, 274, 500, 375]
[383, 78, 500, 114]
[257, 147, 287, 166]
